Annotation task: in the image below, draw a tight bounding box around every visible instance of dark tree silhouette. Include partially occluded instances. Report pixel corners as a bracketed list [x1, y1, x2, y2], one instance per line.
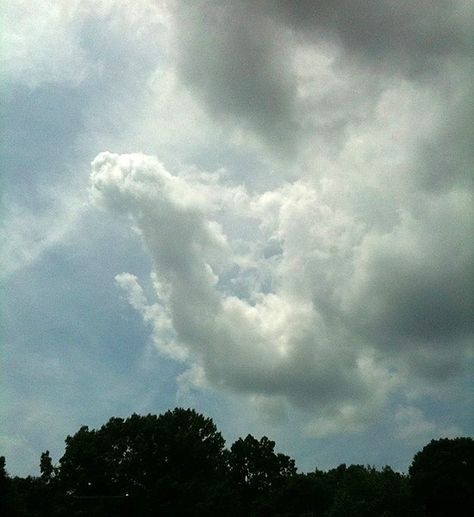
[409, 437, 474, 517]
[227, 434, 296, 492]
[226, 434, 297, 515]
[0, 456, 11, 515]
[324, 464, 415, 517]
[260, 470, 334, 517]
[57, 408, 226, 515]
[39, 451, 55, 483]
[2, 409, 473, 517]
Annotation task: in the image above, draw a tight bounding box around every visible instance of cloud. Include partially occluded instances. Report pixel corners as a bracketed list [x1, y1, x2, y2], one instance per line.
[90, 153, 386, 423]
[344, 190, 474, 344]
[89, 147, 473, 434]
[260, 0, 473, 76]
[0, 192, 85, 277]
[91, 35, 474, 424]
[115, 272, 185, 361]
[1, 0, 169, 89]
[168, 0, 473, 168]
[394, 406, 461, 445]
[170, 0, 299, 155]
[1, 0, 91, 88]
[5, 0, 473, 475]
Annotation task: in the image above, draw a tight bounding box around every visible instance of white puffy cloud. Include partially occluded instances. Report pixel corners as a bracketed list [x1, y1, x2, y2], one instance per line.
[90, 153, 384, 424]
[115, 272, 184, 361]
[90, 133, 471, 434]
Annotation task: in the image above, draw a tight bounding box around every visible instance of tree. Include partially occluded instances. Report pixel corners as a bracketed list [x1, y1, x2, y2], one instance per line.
[409, 437, 474, 517]
[57, 408, 226, 515]
[261, 470, 334, 517]
[227, 434, 296, 494]
[324, 464, 415, 517]
[0, 456, 11, 514]
[39, 451, 55, 484]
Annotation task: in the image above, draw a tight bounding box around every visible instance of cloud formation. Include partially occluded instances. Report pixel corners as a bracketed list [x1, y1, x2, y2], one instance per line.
[87, 2, 473, 430]
[169, 1, 473, 158]
[90, 133, 472, 432]
[266, 0, 473, 73]
[5, 0, 473, 475]
[171, 0, 299, 154]
[90, 152, 384, 429]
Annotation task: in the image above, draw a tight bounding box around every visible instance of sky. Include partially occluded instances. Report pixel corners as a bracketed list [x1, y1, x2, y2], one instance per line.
[1, 0, 473, 477]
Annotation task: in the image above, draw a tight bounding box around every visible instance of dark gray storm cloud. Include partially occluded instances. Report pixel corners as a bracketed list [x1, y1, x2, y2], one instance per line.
[261, 0, 473, 75]
[171, 0, 473, 161]
[172, 0, 299, 154]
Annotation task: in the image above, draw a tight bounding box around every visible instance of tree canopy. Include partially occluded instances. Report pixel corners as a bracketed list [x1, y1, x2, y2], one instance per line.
[57, 408, 226, 515]
[409, 437, 474, 517]
[227, 434, 296, 491]
[0, 409, 471, 517]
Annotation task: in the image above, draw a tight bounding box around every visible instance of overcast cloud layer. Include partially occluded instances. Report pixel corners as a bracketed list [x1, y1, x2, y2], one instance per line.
[2, 0, 473, 475]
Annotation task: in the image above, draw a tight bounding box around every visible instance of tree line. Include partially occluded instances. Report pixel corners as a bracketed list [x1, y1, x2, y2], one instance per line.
[1, 408, 472, 516]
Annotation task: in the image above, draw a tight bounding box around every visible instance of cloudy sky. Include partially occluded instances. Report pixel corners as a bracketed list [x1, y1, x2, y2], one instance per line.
[2, 0, 473, 476]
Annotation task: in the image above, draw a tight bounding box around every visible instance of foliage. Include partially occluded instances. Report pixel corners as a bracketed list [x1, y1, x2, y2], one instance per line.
[1, 410, 471, 516]
[58, 408, 226, 515]
[225, 434, 297, 515]
[324, 464, 416, 517]
[227, 434, 296, 491]
[409, 437, 474, 517]
[39, 451, 55, 483]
